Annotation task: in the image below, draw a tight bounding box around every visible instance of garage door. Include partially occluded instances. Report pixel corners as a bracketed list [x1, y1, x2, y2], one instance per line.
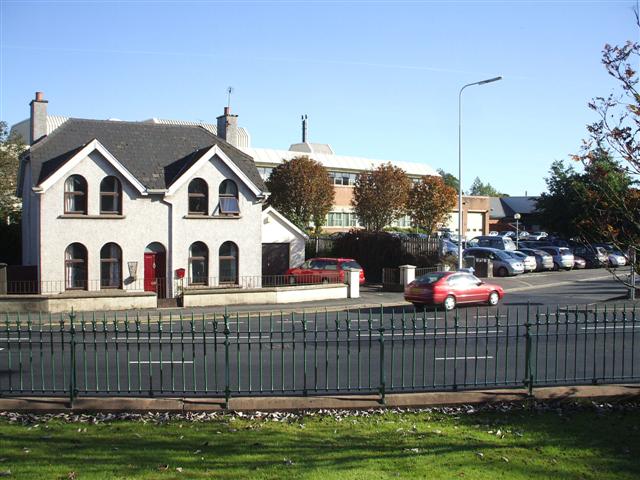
[466, 212, 485, 238]
[262, 243, 290, 277]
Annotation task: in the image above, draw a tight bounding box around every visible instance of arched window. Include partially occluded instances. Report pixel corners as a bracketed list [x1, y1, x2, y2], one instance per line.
[188, 178, 208, 215]
[219, 241, 238, 284]
[65, 243, 88, 290]
[189, 242, 209, 285]
[218, 180, 239, 215]
[100, 243, 122, 289]
[64, 175, 87, 214]
[100, 176, 122, 215]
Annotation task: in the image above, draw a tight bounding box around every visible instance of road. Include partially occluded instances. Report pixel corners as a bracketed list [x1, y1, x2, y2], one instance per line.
[1, 267, 638, 397]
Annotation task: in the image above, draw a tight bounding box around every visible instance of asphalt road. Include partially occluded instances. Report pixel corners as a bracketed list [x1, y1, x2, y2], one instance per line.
[1, 267, 638, 397]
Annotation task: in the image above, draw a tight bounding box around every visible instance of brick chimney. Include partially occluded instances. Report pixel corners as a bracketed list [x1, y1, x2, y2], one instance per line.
[29, 91, 48, 145]
[216, 106, 239, 147]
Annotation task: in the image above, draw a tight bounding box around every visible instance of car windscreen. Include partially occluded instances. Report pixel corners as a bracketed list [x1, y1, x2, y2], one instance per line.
[414, 273, 449, 285]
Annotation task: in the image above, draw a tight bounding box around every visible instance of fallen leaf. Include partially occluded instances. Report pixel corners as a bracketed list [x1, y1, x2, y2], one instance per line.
[476, 452, 484, 459]
[501, 456, 509, 463]
[176, 467, 183, 473]
[67, 472, 77, 480]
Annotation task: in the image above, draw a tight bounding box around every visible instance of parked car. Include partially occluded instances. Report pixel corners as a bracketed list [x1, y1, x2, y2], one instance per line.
[286, 258, 365, 285]
[538, 246, 574, 271]
[574, 256, 587, 269]
[571, 245, 608, 268]
[404, 271, 505, 311]
[463, 247, 525, 277]
[440, 238, 459, 256]
[528, 231, 548, 241]
[508, 251, 537, 272]
[466, 235, 517, 251]
[593, 243, 628, 267]
[519, 248, 554, 271]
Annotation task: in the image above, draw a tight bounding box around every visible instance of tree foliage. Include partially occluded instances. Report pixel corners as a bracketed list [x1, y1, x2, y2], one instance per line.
[436, 169, 460, 192]
[468, 176, 507, 197]
[407, 176, 457, 234]
[0, 121, 26, 223]
[265, 156, 335, 232]
[352, 163, 412, 232]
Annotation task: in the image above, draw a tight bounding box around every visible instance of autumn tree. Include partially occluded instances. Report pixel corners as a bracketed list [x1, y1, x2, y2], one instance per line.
[0, 121, 26, 223]
[352, 163, 411, 232]
[266, 156, 335, 233]
[407, 175, 457, 234]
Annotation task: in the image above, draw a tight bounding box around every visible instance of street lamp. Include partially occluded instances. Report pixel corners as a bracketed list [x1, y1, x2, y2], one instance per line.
[457, 76, 503, 270]
[514, 213, 521, 249]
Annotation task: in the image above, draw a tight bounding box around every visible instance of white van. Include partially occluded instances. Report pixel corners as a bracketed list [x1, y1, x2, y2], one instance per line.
[467, 235, 517, 251]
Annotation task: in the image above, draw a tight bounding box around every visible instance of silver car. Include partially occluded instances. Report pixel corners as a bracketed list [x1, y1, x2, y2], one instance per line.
[509, 251, 537, 272]
[539, 246, 574, 271]
[463, 247, 525, 277]
[519, 248, 554, 271]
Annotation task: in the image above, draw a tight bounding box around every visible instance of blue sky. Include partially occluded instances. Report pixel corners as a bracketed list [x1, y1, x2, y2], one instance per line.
[1, 0, 637, 195]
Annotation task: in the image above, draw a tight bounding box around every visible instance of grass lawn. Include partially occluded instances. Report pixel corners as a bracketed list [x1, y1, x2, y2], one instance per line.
[0, 404, 638, 479]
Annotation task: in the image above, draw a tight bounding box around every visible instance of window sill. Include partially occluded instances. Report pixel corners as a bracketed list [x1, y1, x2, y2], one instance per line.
[59, 214, 126, 219]
[183, 215, 242, 219]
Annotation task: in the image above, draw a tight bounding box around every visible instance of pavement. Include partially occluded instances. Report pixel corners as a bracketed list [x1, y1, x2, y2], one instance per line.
[0, 384, 638, 412]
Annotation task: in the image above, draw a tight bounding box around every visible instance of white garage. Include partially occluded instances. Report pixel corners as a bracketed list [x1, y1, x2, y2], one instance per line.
[466, 212, 485, 238]
[261, 206, 308, 276]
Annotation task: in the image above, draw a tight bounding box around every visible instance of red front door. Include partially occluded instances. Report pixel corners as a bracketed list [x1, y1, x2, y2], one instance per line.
[144, 252, 166, 298]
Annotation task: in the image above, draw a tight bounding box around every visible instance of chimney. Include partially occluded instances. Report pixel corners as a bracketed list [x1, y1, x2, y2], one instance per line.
[29, 91, 48, 145]
[216, 106, 239, 147]
[301, 115, 308, 143]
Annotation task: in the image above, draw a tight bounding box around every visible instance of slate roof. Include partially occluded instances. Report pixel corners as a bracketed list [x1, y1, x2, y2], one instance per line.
[28, 118, 266, 191]
[490, 196, 539, 219]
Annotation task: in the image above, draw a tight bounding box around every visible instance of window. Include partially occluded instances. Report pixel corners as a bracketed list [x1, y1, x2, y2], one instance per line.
[65, 243, 87, 290]
[189, 242, 208, 285]
[219, 241, 238, 284]
[188, 178, 208, 215]
[64, 175, 87, 214]
[219, 180, 240, 215]
[100, 243, 122, 289]
[100, 176, 122, 214]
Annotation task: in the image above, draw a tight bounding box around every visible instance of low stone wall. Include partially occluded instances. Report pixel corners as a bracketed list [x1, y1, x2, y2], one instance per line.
[182, 283, 348, 308]
[0, 291, 157, 313]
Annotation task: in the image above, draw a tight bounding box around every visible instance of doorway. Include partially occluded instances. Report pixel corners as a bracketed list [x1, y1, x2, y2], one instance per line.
[144, 242, 167, 298]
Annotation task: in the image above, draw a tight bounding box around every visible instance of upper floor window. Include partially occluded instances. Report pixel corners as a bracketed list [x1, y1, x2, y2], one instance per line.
[188, 178, 208, 215]
[219, 180, 239, 215]
[64, 175, 87, 214]
[100, 243, 122, 289]
[65, 243, 87, 290]
[100, 176, 122, 215]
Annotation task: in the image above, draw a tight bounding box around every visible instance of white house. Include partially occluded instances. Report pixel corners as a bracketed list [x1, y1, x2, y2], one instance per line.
[17, 93, 269, 299]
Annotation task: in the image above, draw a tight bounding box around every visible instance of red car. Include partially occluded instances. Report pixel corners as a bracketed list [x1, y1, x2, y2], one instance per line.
[286, 258, 365, 285]
[404, 271, 504, 310]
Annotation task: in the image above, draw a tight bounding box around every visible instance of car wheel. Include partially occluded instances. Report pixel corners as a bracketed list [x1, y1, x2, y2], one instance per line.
[488, 291, 500, 306]
[443, 295, 456, 311]
[288, 276, 296, 285]
[497, 267, 508, 277]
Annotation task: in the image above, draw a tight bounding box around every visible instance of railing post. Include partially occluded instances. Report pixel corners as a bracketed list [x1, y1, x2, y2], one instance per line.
[68, 308, 77, 405]
[378, 324, 386, 405]
[524, 303, 534, 397]
[302, 317, 308, 396]
[223, 308, 231, 409]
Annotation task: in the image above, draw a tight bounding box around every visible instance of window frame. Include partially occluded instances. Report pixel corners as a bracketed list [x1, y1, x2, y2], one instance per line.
[64, 243, 88, 290]
[99, 176, 122, 215]
[218, 179, 240, 216]
[188, 178, 209, 215]
[188, 241, 209, 286]
[100, 242, 122, 289]
[64, 175, 88, 215]
[219, 241, 239, 284]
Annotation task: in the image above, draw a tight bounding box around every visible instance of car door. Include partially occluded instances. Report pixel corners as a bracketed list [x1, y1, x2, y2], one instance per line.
[447, 273, 473, 304]
[464, 274, 488, 302]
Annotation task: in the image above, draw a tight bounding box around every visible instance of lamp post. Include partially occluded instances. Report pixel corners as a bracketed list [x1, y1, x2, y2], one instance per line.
[457, 76, 502, 270]
[514, 213, 521, 249]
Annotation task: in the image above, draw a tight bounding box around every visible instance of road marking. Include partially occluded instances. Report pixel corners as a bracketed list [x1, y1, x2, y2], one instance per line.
[129, 360, 194, 364]
[359, 330, 503, 338]
[580, 325, 640, 331]
[436, 356, 493, 361]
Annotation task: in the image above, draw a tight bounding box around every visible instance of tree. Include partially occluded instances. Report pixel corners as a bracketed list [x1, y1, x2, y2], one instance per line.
[352, 163, 412, 232]
[407, 176, 457, 234]
[0, 121, 26, 223]
[265, 156, 335, 233]
[436, 169, 460, 192]
[468, 176, 507, 197]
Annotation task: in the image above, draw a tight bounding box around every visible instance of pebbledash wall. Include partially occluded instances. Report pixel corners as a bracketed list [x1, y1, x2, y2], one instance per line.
[34, 150, 263, 299]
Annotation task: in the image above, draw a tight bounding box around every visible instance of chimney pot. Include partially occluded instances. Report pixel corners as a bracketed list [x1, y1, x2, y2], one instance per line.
[35, 91, 44, 101]
[224, 106, 230, 115]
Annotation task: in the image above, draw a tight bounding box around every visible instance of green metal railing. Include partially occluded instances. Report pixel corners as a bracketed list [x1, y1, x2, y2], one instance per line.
[0, 304, 638, 403]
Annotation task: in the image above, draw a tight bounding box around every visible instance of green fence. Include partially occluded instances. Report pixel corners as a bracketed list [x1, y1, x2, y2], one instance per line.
[0, 304, 638, 404]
